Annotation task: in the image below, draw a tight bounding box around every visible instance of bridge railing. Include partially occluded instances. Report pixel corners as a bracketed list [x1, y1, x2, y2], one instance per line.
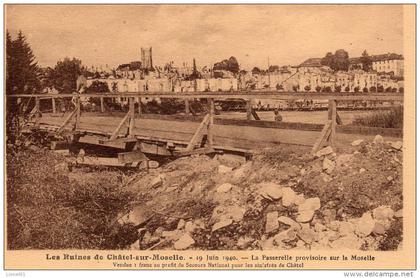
[7, 91, 404, 154]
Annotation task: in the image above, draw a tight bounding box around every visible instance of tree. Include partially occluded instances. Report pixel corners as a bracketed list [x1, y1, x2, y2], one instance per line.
[321, 49, 350, 72]
[363, 87, 369, 93]
[369, 86, 377, 93]
[85, 81, 110, 93]
[48, 58, 85, 93]
[6, 30, 40, 95]
[334, 85, 342, 93]
[213, 56, 239, 74]
[345, 86, 350, 92]
[6, 31, 12, 95]
[377, 85, 384, 93]
[304, 85, 311, 92]
[361, 50, 372, 72]
[354, 86, 360, 93]
[322, 86, 332, 93]
[321, 52, 334, 68]
[399, 87, 404, 93]
[332, 49, 350, 72]
[251, 67, 261, 75]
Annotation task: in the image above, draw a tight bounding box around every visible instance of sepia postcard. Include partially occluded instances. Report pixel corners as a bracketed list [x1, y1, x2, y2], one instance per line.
[3, 3, 416, 271]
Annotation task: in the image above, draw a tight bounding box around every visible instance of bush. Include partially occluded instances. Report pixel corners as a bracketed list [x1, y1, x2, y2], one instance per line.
[352, 105, 403, 128]
[354, 86, 360, 93]
[7, 148, 135, 249]
[322, 86, 332, 93]
[315, 86, 322, 92]
[304, 85, 311, 92]
[370, 86, 377, 93]
[399, 87, 404, 93]
[345, 86, 350, 92]
[377, 85, 384, 93]
[363, 87, 369, 93]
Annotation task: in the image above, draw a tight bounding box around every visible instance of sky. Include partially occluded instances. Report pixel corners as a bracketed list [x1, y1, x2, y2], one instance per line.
[6, 4, 404, 70]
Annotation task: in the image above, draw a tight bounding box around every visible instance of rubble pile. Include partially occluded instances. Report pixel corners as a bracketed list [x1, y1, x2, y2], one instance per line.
[124, 136, 403, 251]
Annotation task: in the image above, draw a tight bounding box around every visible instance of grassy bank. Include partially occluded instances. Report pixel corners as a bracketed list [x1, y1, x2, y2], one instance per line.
[352, 105, 403, 129]
[6, 147, 136, 250]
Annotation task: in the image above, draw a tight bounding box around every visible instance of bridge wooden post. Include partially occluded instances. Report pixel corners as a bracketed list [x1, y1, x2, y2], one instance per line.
[208, 98, 214, 147]
[35, 96, 40, 127]
[246, 100, 252, 120]
[52, 97, 56, 114]
[100, 97, 105, 113]
[185, 99, 190, 115]
[75, 96, 81, 130]
[328, 99, 337, 147]
[128, 97, 135, 137]
[138, 98, 142, 116]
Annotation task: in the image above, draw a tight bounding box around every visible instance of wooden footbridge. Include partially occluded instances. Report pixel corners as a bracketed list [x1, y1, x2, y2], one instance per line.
[10, 91, 404, 169]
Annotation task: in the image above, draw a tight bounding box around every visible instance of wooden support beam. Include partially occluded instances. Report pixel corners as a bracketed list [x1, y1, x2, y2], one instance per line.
[76, 155, 144, 168]
[328, 100, 337, 147]
[311, 120, 332, 154]
[185, 113, 210, 151]
[208, 98, 215, 148]
[251, 109, 261, 120]
[138, 99, 142, 116]
[9, 92, 405, 102]
[246, 100, 252, 120]
[174, 147, 217, 157]
[185, 99, 190, 115]
[118, 151, 147, 164]
[109, 112, 130, 141]
[35, 97, 40, 127]
[336, 111, 343, 125]
[100, 97, 105, 113]
[128, 97, 135, 137]
[75, 96, 81, 130]
[79, 134, 137, 149]
[52, 98, 56, 114]
[56, 108, 77, 134]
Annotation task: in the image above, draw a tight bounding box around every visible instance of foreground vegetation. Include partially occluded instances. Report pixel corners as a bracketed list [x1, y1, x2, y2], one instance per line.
[352, 105, 403, 129]
[6, 146, 136, 249]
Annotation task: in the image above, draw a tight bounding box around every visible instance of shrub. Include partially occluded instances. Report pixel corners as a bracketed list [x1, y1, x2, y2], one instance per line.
[345, 86, 350, 92]
[363, 87, 369, 93]
[354, 86, 360, 93]
[352, 105, 403, 128]
[322, 86, 332, 93]
[7, 148, 135, 249]
[386, 87, 392, 92]
[370, 86, 377, 93]
[315, 86, 322, 92]
[399, 87, 404, 93]
[304, 85, 311, 92]
[377, 85, 384, 93]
